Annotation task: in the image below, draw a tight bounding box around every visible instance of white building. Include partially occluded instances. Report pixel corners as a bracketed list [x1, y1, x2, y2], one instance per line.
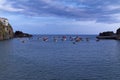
[0, 17, 9, 26]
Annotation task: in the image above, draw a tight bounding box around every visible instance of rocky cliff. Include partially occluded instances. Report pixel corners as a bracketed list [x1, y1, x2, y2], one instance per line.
[0, 17, 14, 40]
[96, 28, 120, 40]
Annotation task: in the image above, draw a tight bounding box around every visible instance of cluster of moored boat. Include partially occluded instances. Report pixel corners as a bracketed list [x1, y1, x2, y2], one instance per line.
[19, 35, 100, 43]
[34, 36, 98, 42]
[37, 36, 89, 42]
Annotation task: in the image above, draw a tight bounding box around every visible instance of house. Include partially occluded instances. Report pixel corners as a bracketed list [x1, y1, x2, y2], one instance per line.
[0, 17, 14, 40]
[0, 17, 9, 26]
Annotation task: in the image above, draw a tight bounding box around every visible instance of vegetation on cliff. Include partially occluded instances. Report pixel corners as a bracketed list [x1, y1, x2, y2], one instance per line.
[0, 19, 14, 40]
[0, 17, 32, 40]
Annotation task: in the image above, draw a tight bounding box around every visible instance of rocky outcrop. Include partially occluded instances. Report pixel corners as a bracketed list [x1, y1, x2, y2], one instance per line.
[14, 31, 32, 38]
[0, 17, 14, 40]
[116, 28, 120, 35]
[97, 28, 120, 40]
[99, 31, 115, 36]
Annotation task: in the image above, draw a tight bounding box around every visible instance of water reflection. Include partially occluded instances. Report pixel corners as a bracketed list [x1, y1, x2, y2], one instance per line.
[116, 40, 120, 52]
[0, 40, 14, 79]
[114, 41, 120, 61]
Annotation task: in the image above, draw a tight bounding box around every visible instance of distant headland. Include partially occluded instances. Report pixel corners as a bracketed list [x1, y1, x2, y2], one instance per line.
[0, 17, 32, 40]
[14, 31, 32, 38]
[96, 28, 120, 40]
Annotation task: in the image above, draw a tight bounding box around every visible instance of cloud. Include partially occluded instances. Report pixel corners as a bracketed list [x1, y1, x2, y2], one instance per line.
[0, 0, 24, 12]
[1, 0, 120, 23]
[106, 5, 120, 10]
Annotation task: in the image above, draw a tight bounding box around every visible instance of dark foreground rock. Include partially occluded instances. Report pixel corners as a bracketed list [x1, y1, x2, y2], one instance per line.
[97, 28, 120, 40]
[0, 17, 14, 40]
[14, 31, 32, 38]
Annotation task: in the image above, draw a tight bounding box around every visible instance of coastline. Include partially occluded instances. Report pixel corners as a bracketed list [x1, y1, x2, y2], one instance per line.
[96, 28, 120, 40]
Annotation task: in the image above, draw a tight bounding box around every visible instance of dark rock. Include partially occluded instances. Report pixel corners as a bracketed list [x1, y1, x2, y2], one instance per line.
[96, 35, 116, 39]
[14, 31, 32, 38]
[97, 28, 120, 40]
[116, 28, 120, 35]
[99, 31, 115, 36]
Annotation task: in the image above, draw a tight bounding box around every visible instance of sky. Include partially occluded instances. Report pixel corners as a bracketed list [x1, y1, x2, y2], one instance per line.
[0, 0, 120, 34]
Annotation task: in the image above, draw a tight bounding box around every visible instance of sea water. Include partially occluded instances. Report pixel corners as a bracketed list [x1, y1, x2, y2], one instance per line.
[0, 35, 120, 80]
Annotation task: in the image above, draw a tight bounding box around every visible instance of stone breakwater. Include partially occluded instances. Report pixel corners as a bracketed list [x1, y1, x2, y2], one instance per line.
[0, 17, 14, 40]
[96, 28, 120, 40]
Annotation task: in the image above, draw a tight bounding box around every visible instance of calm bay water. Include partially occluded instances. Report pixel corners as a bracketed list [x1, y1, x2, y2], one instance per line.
[0, 35, 120, 80]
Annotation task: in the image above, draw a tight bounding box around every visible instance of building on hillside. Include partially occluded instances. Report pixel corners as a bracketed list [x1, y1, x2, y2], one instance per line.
[0, 17, 9, 26]
[0, 17, 14, 40]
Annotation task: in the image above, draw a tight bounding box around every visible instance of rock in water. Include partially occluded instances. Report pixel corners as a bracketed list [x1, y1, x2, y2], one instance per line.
[0, 17, 14, 40]
[97, 28, 120, 40]
[14, 31, 32, 38]
[116, 28, 120, 35]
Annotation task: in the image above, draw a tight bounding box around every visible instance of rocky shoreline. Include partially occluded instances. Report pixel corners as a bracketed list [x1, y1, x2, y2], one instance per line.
[14, 31, 32, 38]
[0, 17, 14, 40]
[1, 17, 120, 41]
[0, 17, 32, 40]
[96, 28, 120, 40]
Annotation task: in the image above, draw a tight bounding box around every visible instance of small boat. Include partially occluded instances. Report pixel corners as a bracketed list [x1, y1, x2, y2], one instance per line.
[53, 37, 58, 42]
[43, 37, 48, 41]
[61, 36, 67, 41]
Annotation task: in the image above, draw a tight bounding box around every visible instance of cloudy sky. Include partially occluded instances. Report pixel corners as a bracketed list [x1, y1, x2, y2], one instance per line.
[0, 0, 120, 34]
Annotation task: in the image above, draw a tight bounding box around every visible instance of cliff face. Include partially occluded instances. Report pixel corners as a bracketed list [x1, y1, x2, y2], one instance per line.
[97, 28, 120, 40]
[0, 18, 14, 40]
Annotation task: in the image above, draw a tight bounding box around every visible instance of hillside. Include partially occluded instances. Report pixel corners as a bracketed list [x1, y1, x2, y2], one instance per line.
[0, 18, 14, 40]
